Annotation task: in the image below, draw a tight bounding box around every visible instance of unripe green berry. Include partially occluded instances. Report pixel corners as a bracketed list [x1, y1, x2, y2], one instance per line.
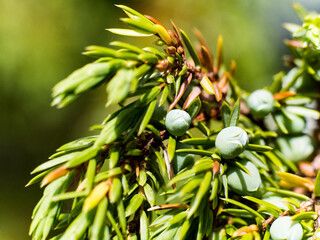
[215, 127, 249, 159]
[276, 134, 314, 163]
[226, 159, 261, 195]
[247, 89, 274, 118]
[165, 109, 191, 136]
[275, 112, 306, 134]
[270, 216, 303, 240]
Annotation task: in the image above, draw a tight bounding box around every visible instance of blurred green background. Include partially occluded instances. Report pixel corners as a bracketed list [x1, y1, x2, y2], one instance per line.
[1, 0, 319, 239]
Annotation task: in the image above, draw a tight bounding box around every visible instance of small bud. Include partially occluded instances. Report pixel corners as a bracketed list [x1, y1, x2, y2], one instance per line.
[247, 89, 274, 118]
[165, 109, 191, 136]
[177, 46, 184, 55]
[156, 60, 169, 72]
[215, 127, 248, 159]
[167, 46, 176, 54]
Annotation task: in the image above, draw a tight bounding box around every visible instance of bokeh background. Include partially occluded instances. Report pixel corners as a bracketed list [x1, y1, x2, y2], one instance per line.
[1, 0, 319, 239]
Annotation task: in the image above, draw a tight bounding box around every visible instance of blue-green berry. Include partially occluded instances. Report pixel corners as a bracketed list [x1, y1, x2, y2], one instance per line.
[270, 216, 303, 240]
[247, 89, 274, 118]
[215, 126, 249, 159]
[276, 135, 314, 163]
[165, 109, 191, 136]
[276, 112, 306, 134]
[226, 159, 261, 195]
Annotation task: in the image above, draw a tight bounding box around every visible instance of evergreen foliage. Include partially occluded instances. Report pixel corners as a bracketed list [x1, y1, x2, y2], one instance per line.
[29, 4, 320, 239]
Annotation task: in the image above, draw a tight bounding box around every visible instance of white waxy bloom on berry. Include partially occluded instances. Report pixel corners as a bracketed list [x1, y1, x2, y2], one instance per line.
[215, 126, 249, 159]
[270, 216, 303, 240]
[165, 109, 191, 136]
[247, 89, 274, 118]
